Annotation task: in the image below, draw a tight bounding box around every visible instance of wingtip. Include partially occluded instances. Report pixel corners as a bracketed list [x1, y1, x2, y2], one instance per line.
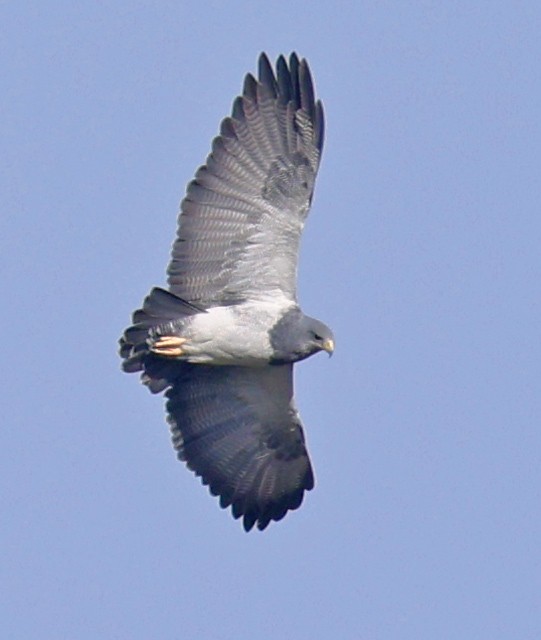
[257, 52, 277, 97]
[242, 72, 257, 101]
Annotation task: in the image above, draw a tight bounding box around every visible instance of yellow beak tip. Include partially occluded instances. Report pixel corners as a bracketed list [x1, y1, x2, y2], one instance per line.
[323, 339, 335, 355]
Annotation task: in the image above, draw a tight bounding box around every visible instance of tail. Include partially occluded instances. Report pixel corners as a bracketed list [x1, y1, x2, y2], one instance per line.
[119, 288, 203, 393]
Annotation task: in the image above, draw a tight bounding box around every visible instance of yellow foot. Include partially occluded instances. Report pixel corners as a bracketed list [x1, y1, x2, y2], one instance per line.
[149, 335, 187, 357]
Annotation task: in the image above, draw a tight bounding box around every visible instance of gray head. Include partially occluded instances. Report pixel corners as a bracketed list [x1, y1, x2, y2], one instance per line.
[269, 308, 335, 364]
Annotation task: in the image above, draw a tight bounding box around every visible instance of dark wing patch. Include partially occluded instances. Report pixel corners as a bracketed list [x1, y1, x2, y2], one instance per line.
[165, 364, 314, 531]
[167, 53, 324, 306]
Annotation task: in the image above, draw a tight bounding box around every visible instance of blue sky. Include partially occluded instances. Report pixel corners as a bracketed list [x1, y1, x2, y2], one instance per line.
[2, 2, 540, 638]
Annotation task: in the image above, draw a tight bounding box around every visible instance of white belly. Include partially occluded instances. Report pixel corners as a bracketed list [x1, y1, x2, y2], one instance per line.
[181, 300, 294, 365]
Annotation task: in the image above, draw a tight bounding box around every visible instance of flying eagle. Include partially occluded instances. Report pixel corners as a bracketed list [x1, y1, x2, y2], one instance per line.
[119, 53, 334, 531]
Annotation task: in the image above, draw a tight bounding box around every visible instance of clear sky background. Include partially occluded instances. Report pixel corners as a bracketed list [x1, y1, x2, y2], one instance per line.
[2, 2, 540, 638]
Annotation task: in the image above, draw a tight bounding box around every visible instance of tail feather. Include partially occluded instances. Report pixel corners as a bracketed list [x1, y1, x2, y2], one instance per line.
[119, 287, 203, 393]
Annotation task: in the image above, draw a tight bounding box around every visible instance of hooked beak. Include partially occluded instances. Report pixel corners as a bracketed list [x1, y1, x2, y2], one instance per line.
[322, 338, 335, 356]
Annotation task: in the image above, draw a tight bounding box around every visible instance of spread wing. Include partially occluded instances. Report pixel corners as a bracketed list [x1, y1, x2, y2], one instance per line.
[167, 53, 324, 307]
[165, 363, 314, 531]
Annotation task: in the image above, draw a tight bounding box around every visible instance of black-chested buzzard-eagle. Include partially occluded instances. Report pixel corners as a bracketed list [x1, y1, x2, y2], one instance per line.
[119, 53, 334, 531]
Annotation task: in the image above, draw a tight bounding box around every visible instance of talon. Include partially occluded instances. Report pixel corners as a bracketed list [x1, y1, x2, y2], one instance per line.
[150, 335, 187, 358]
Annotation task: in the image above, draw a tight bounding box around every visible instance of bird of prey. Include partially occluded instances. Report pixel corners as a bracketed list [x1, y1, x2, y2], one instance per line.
[119, 53, 334, 531]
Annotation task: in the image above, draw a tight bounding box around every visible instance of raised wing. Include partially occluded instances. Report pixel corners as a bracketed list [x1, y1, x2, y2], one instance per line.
[167, 53, 324, 306]
[165, 363, 314, 531]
